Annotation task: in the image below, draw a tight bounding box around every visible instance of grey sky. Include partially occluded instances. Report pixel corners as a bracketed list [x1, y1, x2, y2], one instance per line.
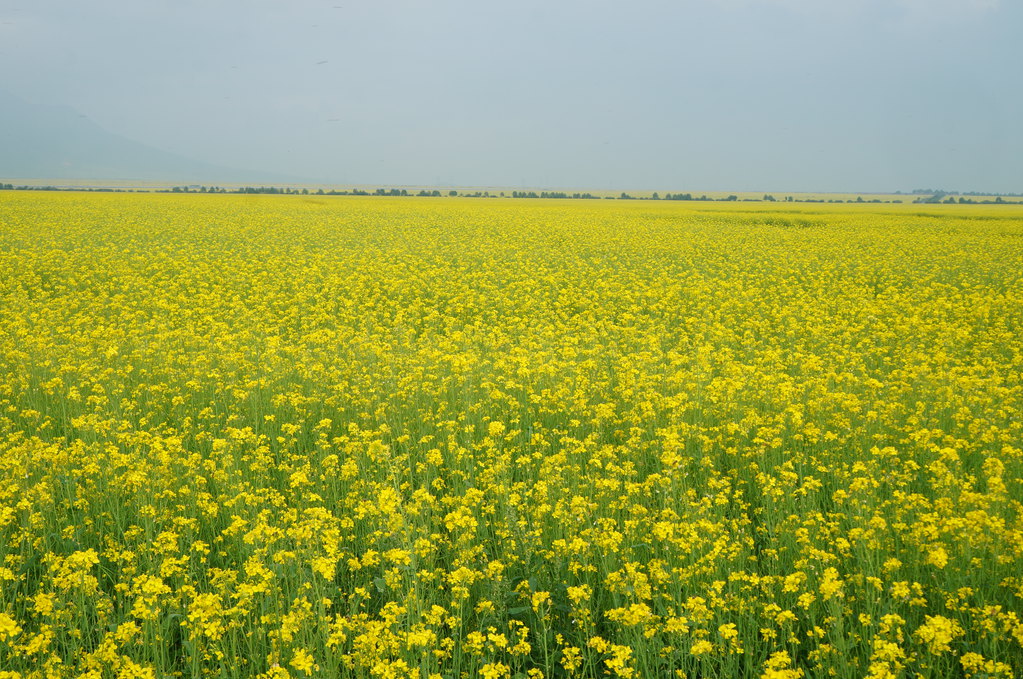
[2, 0, 1021, 192]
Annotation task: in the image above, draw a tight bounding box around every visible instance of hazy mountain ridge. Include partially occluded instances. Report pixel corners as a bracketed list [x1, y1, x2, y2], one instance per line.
[0, 90, 296, 184]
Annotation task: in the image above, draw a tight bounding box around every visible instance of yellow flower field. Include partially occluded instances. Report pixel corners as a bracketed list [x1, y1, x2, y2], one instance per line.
[1, 192, 1022, 678]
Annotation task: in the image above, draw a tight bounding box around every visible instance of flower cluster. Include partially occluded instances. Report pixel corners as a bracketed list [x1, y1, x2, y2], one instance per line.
[0, 192, 1021, 677]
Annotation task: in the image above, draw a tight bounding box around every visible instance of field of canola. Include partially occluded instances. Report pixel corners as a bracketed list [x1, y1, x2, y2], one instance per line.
[1, 192, 1022, 679]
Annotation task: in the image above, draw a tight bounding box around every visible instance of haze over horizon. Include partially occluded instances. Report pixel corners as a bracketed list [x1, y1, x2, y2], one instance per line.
[1, 0, 1021, 193]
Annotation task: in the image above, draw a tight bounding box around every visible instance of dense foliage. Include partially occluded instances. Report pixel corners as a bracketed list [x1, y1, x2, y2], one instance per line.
[1, 193, 1022, 678]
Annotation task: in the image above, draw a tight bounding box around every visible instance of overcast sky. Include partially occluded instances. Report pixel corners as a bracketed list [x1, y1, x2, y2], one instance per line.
[2, 0, 1021, 192]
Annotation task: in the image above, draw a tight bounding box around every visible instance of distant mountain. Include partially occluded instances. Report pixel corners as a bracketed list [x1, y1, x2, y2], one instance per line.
[0, 89, 297, 184]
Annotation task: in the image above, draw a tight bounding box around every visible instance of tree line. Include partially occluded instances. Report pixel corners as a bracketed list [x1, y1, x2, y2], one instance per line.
[1, 183, 1017, 204]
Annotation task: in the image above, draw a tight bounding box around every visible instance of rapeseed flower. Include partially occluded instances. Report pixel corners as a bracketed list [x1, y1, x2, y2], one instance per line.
[0, 192, 1020, 677]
